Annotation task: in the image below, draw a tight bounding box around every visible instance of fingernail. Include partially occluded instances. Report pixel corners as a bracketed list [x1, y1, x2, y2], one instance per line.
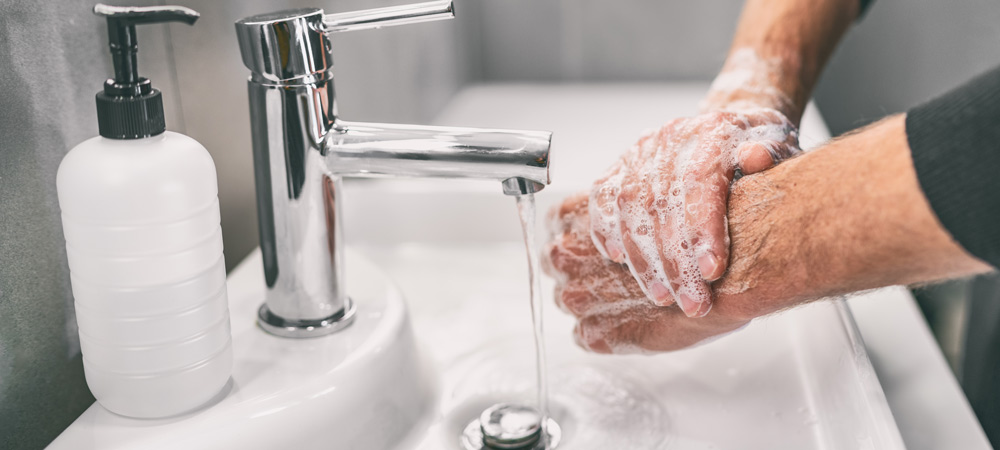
[607, 245, 624, 262]
[650, 282, 672, 303]
[678, 294, 700, 317]
[694, 300, 713, 318]
[573, 328, 610, 353]
[698, 253, 721, 280]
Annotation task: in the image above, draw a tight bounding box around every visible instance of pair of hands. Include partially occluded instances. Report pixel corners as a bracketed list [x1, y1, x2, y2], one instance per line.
[543, 106, 801, 353]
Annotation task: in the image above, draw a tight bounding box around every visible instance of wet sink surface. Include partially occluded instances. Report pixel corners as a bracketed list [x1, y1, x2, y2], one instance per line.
[362, 243, 904, 450]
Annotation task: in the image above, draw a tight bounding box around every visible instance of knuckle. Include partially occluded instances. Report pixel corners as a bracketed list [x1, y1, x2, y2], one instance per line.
[561, 288, 594, 316]
[553, 285, 569, 312]
[547, 242, 576, 274]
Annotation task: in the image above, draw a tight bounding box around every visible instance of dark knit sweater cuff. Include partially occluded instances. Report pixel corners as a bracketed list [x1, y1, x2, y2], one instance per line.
[906, 64, 1000, 269]
[858, 0, 875, 19]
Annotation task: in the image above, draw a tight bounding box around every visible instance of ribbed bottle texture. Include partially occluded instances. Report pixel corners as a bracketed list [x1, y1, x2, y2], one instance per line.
[57, 132, 232, 418]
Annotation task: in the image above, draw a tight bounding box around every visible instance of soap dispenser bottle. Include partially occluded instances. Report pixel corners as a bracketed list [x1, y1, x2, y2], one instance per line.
[57, 4, 232, 418]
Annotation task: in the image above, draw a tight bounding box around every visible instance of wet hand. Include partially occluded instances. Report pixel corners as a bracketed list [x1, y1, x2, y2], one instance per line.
[589, 107, 800, 317]
[543, 193, 750, 354]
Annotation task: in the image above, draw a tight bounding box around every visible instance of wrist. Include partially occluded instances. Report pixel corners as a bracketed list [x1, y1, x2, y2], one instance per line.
[708, 165, 815, 322]
[701, 48, 808, 124]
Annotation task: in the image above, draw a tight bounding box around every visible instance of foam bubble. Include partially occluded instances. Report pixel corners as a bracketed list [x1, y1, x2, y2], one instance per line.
[701, 48, 795, 115]
[586, 104, 800, 313]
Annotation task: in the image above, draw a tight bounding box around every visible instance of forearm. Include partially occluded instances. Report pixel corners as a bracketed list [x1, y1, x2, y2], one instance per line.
[703, 0, 859, 123]
[712, 115, 993, 320]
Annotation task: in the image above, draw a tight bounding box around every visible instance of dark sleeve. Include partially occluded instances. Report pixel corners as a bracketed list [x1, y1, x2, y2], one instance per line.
[858, 0, 875, 19]
[906, 64, 1000, 269]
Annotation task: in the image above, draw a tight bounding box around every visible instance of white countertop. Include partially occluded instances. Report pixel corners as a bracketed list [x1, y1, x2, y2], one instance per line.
[342, 83, 990, 449]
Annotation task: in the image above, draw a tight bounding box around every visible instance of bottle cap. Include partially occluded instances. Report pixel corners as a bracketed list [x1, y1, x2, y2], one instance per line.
[93, 4, 199, 139]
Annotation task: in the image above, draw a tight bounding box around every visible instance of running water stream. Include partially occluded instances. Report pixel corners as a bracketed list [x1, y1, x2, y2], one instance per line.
[515, 193, 549, 430]
[458, 192, 668, 450]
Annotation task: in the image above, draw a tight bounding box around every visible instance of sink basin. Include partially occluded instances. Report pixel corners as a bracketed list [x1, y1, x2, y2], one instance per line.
[48, 244, 906, 450]
[49, 83, 906, 449]
[360, 243, 906, 450]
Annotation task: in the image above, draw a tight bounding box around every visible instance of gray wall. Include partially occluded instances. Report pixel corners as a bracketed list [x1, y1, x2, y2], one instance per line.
[815, 0, 1000, 135]
[0, 2, 153, 448]
[476, 0, 744, 81]
[473, 0, 1000, 132]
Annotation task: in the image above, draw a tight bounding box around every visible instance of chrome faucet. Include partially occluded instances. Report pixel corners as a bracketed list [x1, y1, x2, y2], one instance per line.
[234, 1, 552, 338]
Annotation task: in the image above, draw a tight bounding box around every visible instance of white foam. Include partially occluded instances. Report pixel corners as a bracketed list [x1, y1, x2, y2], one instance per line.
[587, 105, 801, 315]
[701, 48, 795, 115]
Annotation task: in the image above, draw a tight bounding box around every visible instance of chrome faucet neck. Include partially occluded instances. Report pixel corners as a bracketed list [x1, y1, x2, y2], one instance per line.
[236, 2, 551, 338]
[236, 9, 330, 83]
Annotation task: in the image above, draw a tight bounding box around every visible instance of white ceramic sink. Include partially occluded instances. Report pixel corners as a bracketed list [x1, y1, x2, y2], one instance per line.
[49, 83, 912, 449]
[369, 244, 906, 450]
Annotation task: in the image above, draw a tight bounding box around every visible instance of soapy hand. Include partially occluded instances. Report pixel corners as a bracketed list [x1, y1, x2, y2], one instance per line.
[589, 107, 800, 317]
[544, 193, 750, 353]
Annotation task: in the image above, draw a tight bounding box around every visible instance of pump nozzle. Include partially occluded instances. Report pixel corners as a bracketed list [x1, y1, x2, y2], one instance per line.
[92, 4, 199, 139]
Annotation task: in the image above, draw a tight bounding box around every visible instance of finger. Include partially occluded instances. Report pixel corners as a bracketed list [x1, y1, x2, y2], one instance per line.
[736, 141, 779, 173]
[559, 284, 600, 317]
[662, 153, 723, 317]
[643, 138, 690, 307]
[589, 161, 627, 262]
[545, 200, 570, 240]
[595, 131, 663, 263]
[637, 306, 748, 352]
[657, 195, 717, 316]
[545, 197, 604, 280]
[665, 220, 715, 318]
[553, 283, 567, 312]
[618, 130, 681, 305]
[545, 236, 598, 280]
[685, 187, 730, 283]
[548, 192, 589, 238]
[588, 265, 646, 301]
[541, 241, 561, 279]
[574, 323, 613, 354]
[682, 152, 733, 283]
[737, 136, 802, 174]
[617, 170, 675, 305]
[574, 301, 660, 354]
[576, 302, 748, 354]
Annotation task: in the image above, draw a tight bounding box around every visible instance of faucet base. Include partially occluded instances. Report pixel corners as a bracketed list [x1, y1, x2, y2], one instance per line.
[257, 298, 357, 338]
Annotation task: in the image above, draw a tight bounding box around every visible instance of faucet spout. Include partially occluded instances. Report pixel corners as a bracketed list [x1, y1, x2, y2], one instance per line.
[236, 3, 554, 338]
[327, 121, 551, 191]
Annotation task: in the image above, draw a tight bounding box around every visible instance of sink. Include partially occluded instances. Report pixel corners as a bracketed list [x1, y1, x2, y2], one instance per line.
[49, 83, 906, 449]
[345, 83, 906, 449]
[369, 243, 906, 449]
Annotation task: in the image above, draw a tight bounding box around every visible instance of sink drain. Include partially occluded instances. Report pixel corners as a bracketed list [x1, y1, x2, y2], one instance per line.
[460, 403, 561, 450]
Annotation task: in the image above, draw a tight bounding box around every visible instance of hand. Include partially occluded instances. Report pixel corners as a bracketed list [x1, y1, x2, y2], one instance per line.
[543, 193, 750, 354]
[589, 107, 800, 317]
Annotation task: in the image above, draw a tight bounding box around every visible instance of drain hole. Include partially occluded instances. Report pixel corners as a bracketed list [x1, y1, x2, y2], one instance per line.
[460, 403, 561, 450]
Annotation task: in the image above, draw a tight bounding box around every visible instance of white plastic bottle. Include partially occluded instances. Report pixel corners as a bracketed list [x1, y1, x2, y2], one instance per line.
[56, 4, 231, 419]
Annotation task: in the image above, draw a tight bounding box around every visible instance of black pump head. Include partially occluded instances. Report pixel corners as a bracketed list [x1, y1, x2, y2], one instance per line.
[92, 4, 199, 139]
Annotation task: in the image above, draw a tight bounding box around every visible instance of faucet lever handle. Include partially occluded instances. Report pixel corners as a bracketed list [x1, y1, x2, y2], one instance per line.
[323, 0, 454, 33]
